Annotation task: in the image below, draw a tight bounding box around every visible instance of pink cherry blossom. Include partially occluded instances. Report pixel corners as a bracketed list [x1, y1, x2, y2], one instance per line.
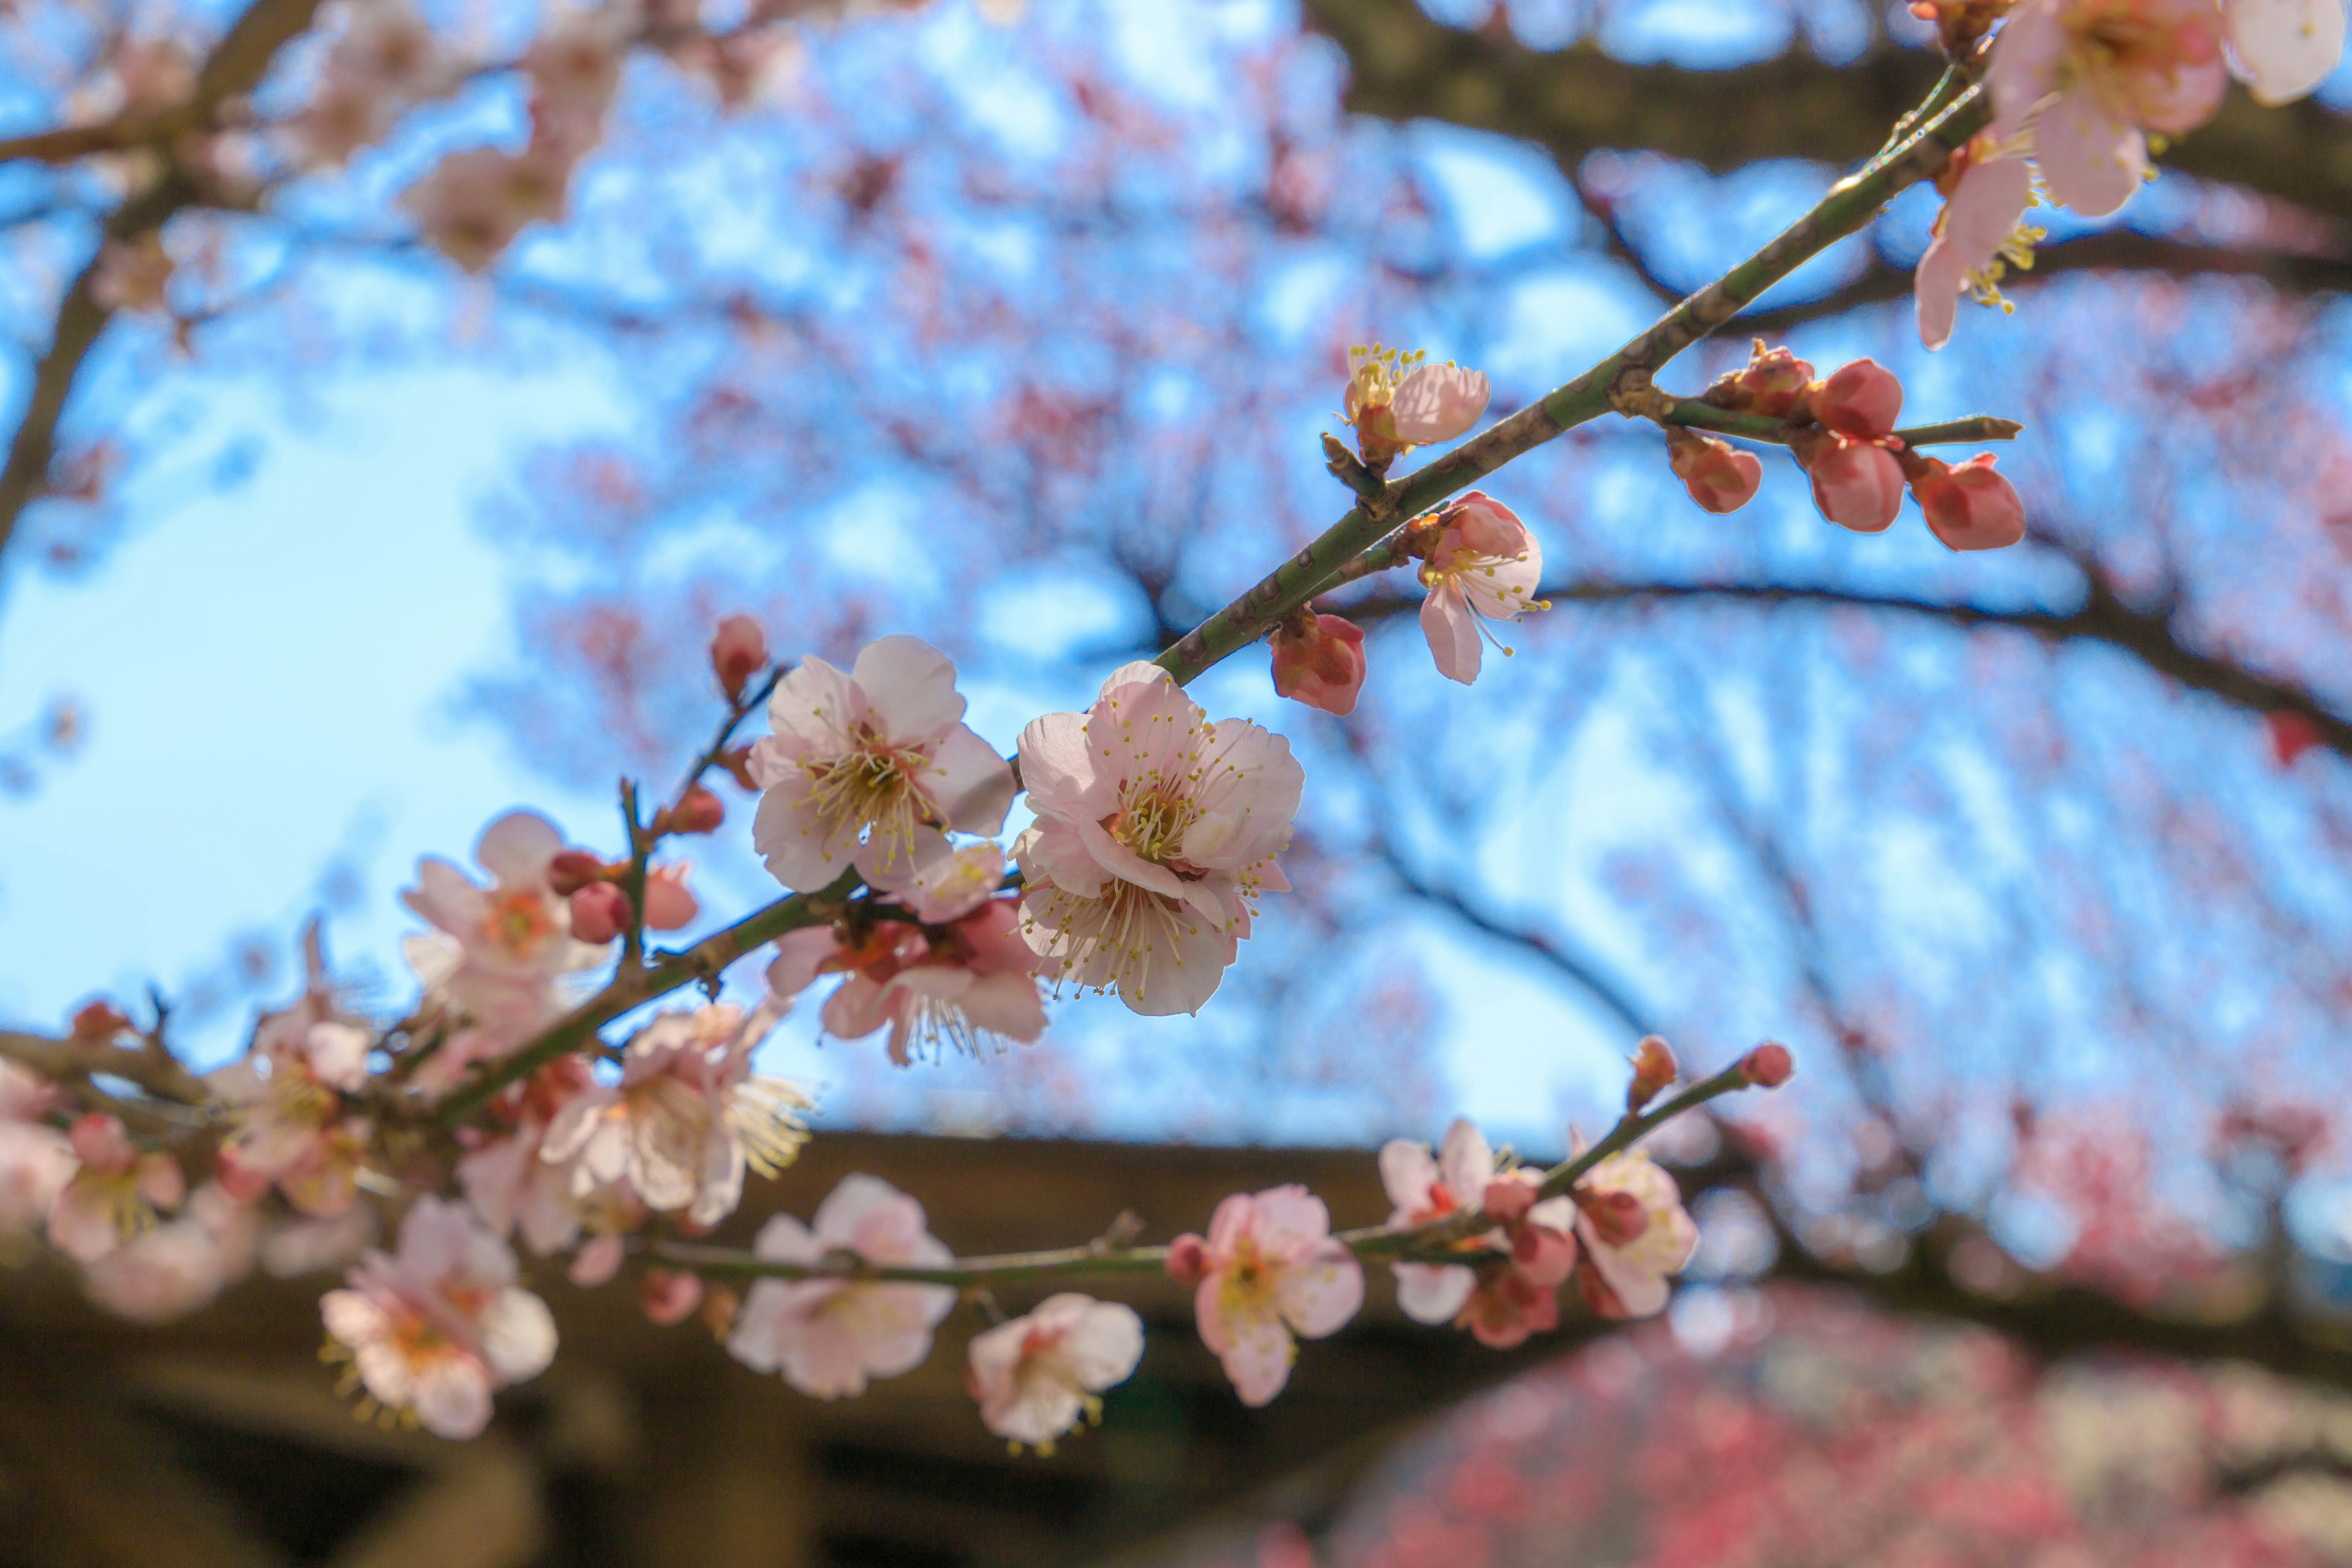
[769, 895, 1046, 1065]
[458, 1067, 600, 1259]
[1909, 452, 2030, 551]
[321, 1197, 557, 1438]
[1414, 492, 1546, 685]
[1990, 0, 2228, 217]
[83, 1183, 257, 1325]
[538, 1002, 810, 1226]
[1795, 432, 1907, 533]
[1270, 612, 1369, 717]
[1014, 662, 1303, 1016]
[211, 1019, 373, 1218]
[1343, 345, 1490, 464]
[1192, 1185, 1364, 1406]
[726, 1174, 957, 1399]
[1664, 428, 1764, 514]
[1570, 1150, 1699, 1320]
[1379, 1118, 1498, 1325]
[48, 1114, 185, 1264]
[966, 1293, 1145, 1449]
[2225, 0, 2346, 103]
[403, 812, 608, 1037]
[750, 636, 1016, 894]
[1917, 141, 2038, 350]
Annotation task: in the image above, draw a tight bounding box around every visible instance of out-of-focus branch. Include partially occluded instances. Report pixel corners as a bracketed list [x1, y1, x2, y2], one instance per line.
[0, 1027, 208, 1104]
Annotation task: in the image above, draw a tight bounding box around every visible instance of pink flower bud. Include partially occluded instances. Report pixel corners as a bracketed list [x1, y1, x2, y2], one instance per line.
[1796, 432, 1905, 534]
[1576, 1188, 1651, 1248]
[1166, 1232, 1208, 1286]
[1482, 1177, 1539, 1226]
[1808, 358, 1904, 438]
[569, 882, 631, 944]
[1740, 1042, 1795, 1088]
[1441, 491, 1530, 559]
[1270, 613, 1368, 717]
[642, 1267, 705, 1326]
[662, 785, 726, 835]
[1510, 1220, 1578, 1288]
[710, 613, 768, 701]
[1626, 1034, 1678, 1113]
[1732, 344, 1815, 418]
[69, 1001, 131, 1041]
[1665, 429, 1763, 514]
[643, 865, 699, 931]
[1909, 453, 2026, 552]
[547, 850, 606, 897]
[2269, 711, 2323, 768]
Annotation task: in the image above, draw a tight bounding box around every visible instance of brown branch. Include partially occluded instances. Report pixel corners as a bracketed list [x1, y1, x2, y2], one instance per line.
[0, 1027, 208, 1106]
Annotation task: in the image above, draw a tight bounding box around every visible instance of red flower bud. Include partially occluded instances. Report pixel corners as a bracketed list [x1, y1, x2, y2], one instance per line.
[1907, 453, 2025, 552]
[1576, 1188, 1651, 1247]
[547, 850, 607, 897]
[69, 1000, 132, 1041]
[1795, 432, 1904, 534]
[641, 1267, 705, 1326]
[1166, 1232, 1208, 1286]
[1626, 1034, 1678, 1113]
[710, 614, 768, 702]
[2269, 711, 2323, 768]
[1665, 428, 1762, 514]
[1740, 1042, 1795, 1088]
[1270, 612, 1368, 717]
[1807, 358, 1904, 438]
[569, 882, 632, 944]
[662, 785, 726, 836]
[1731, 342, 1815, 418]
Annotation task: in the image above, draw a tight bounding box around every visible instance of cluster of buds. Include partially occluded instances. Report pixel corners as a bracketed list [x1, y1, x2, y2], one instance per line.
[547, 846, 702, 945]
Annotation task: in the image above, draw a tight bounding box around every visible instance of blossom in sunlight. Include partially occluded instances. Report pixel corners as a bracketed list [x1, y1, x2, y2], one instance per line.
[1664, 428, 1763, 515]
[48, 1114, 184, 1264]
[1916, 137, 2041, 350]
[967, 1294, 1145, 1450]
[538, 1002, 810, 1227]
[213, 1019, 373, 1218]
[1793, 431, 1906, 534]
[321, 1197, 557, 1439]
[2224, 0, 2346, 104]
[769, 896, 1046, 1066]
[1904, 451, 2030, 551]
[1343, 345, 1490, 466]
[727, 1174, 957, 1400]
[1571, 1150, 1700, 1320]
[1380, 1118, 1499, 1326]
[750, 636, 1017, 894]
[84, 1184, 257, 1325]
[404, 811, 608, 1037]
[1014, 662, 1303, 1017]
[1180, 1185, 1363, 1406]
[1411, 492, 1547, 685]
[1270, 611, 1369, 717]
[1989, 0, 2227, 216]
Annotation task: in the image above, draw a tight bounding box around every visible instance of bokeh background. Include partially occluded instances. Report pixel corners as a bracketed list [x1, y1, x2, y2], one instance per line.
[9, 0, 2352, 1563]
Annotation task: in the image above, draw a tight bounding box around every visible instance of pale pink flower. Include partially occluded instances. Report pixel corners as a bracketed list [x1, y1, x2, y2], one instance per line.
[967, 1293, 1144, 1449]
[1379, 1118, 1496, 1325]
[1665, 428, 1764, 514]
[1990, 0, 2228, 216]
[2225, 0, 2345, 103]
[727, 1174, 957, 1399]
[403, 811, 608, 1036]
[321, 1197, 557, 1439]
[1270, 613, 1368, 717]
[1916, 141, 2039, 350]
[1343, 346, 1490, 464]
[1415, 492, 1545, 685]
[402, 145, 575, 272]
[459, 1114, 590, 1259]
[1014, 663, 1303, 1017]
[750, 636, 1017, 894]
[1570, 1151, 1699, 1320]
[1908, 452, 2030, 551]
[769, 897, 1046, 1066]
[210, 1019, 373, 1218]
[83, 1183, 257, 1325]
[1191, 1186, 1363, 1406]
[538, 1002, 810, 1226]
[48, 1114, 185, 1264]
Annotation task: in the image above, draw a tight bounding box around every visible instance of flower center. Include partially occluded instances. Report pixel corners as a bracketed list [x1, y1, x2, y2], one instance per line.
[1106, 787, 1194, 865]
[800, 742, 930, 865]
[483, 891, 556, 959]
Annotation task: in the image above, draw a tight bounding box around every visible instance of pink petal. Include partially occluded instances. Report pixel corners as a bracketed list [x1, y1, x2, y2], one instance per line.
[1393, 1261, 1477, 1325]
[1013, 711, 1099, 818]
[1420, 585, 1483, 685]
[1216, 1306, 1298, 1406]
[765, 925, 843, 1001]
[849, 635, 967, 742]
[1437, 1118, 1493, 1205]
[927, 725, 1017, 837]
[1389, 363, 1490, 445]
[1274, 1243, 1364, 1339]
[2230, 0, 2346, 104]
[752, 774, 856, 894]
[1378, 1138, 1439, 1216]
[475, 811, 564, 888]
[2034, 89, 2146, 217]
[766, 655, 866, 755]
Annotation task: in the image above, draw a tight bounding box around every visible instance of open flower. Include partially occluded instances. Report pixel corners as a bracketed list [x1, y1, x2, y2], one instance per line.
[1570, 1150, 1699, 1320]
[538, 1002, 810, 1227]
[1185, 1185, 1363, 1406]
[321, 1197, 557, 1439]
[2225, 0, 2346, 104]
[48, 1114, 185, 1264]
[212, 1019, 373, 1218]
[84, 1183, 257, 1325]
[1989, 0, 2228, 216]
[1412, 492, 1546, 685]
[1379, 1118, 1498, 1325]
[727, 1174, 957, 1399]
[1917, 137, 2040, 350]
[403, 812, 608, 1037]
[750, 636, 1016, 894]
[769, 896, 1046, 1066]
[1344, 345, 1490, 466]
[967, 1293, 1145, 1449]
[1015, 663, 1303, 1017]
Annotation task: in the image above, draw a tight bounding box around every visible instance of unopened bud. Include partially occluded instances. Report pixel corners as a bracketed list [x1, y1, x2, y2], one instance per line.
[1665, 428, 1763, 514]
[661, 785, 726, 836]
[1166, 1232, 1208, 1286]
[1482, 1176, 1539, 1227]
[1795, 431, 1904, 535]
[1576, 1188, 1650, 1247]
[569, 882, 632, 944]
[1740, 1041, 1795, 1088]
[1716, 341, 1815, 418]
[641, 1267, 705, 1326]
[547, 850, 607, 897]
[710, 614, 768, 702]
[1806, 358, 1904, 439]
[1906, 452, 2025, 552]
[1270, 612, 1368, 717]
[1626, 1035, 1678, 1113]
[69, 1000, 132, 1041]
